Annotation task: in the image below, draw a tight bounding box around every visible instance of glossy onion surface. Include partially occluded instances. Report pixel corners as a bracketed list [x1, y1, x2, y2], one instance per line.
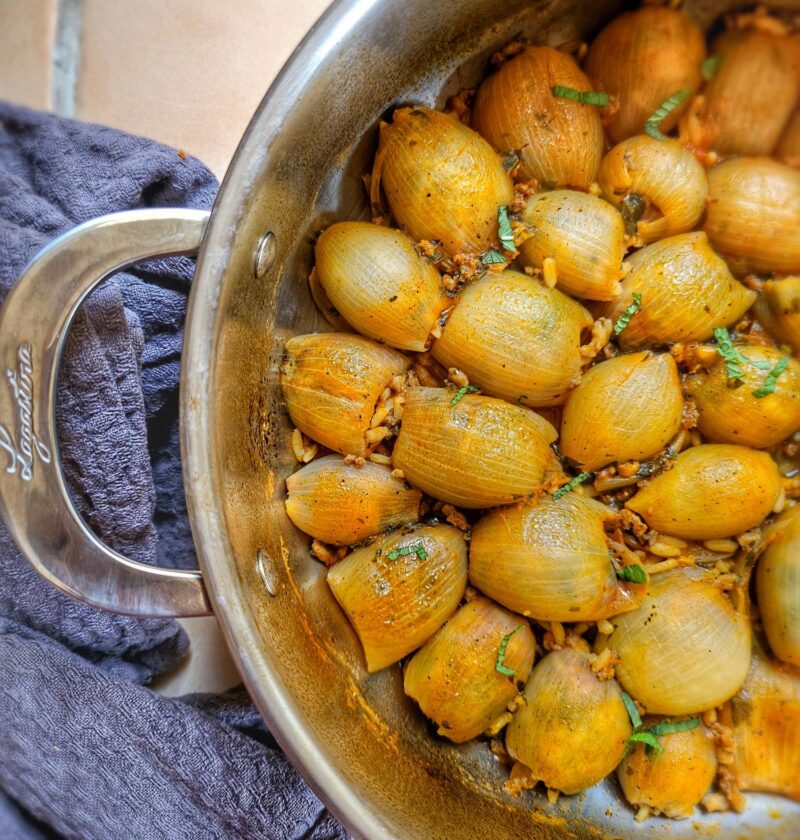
[404, 597, 535, 743]
[392, 387, 556, 508]
[608, 568, 751, 715]
[327, 524, 467, 672]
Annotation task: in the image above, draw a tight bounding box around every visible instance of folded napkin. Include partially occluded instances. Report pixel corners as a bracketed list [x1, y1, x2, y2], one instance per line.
[0, 103, 346, 840]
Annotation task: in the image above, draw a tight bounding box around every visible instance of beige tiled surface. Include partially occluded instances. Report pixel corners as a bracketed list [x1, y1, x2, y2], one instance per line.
[0, 0, 331, 695]
[77, 0, 330, 179]
[0, 0, 57, 109]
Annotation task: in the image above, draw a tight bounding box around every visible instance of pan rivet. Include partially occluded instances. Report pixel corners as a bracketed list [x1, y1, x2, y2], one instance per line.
[256, 548, 279, 597]
[254, 232, 277, 279]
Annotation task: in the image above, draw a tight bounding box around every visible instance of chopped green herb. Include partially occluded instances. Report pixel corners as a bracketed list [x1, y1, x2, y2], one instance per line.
[701, 54, 721, 81]
[620, 691, 642, 729]
[649, 717, 700, 737]
[643, 89, 690, 140]
[481, 250, 507, 265]
[552, 85, 610, 107]
[497, 205, 516, 253]
[450, 384, 480, 406]
[387, 541, 428, 561]
[620, 193, 646, 237]
[713, 327, 744, 381]
[552, 471, 592, 500]
[628, 730, 664, 758]
[617, 564, 647, 584]
[742, 356, 772, 371]
[613, 292, 642, 335]
[495, 624, 525, 677]
[753, 356, 789, 398]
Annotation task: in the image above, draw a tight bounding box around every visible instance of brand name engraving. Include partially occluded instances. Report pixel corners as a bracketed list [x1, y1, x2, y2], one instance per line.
[0, 343, 51, 481]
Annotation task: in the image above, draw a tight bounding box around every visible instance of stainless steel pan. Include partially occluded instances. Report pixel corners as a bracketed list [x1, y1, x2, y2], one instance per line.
[2, 1, 799, 836]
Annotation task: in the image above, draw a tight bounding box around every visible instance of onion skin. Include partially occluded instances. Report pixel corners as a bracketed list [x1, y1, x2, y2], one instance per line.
[505, 648, 632, 795]
[431, 270, 592, 407]
[705, 157, 800, 276]
[315, 222, 447, 352]
[560, 352, 683, 471]
[597, 136, 708, 244]
[403, 598, 535, 743]
[608, 568, 751, 715]
[753, 276, 800, 354]
[599, 232, 756, 351]
[469, 493, 640, 622]
[617, 717, 717, 819]
[373, 106, 513, 256]
[285, 455, 421, 545]
[280, 333, 409, 457]
[694, 29, 799, 157]
[730, 643, 800, 802]
[471, 46, 603, 189]
[686, 345, 800, 449]
[777, 110, 800, 169]
[626, 444, 781, 540]
[327, 524, 467, 672]
[756, 506, 800, 668]
[516, 191, 624, 301]
[392, 387, 556, 509]
[584, 7, 704, 144]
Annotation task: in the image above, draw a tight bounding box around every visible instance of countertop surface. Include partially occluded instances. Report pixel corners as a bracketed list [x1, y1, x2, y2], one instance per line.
[0, 0, 332, 695]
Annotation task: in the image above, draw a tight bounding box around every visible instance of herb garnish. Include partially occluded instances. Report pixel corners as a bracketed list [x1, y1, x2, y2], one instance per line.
[481, 250, 506, 265]
[753, 356, 789, 398]
[551, 85, 610, 107]
[552, 471, 592, 500]
[621, 691, 642, 729]
[701, 55, 721, 81]
[613, 292, 642, 335]
[643, 89, 690, 140]
[649, 718, 700, 737]
[495, 624, 525, 676]
[617, 564, 647, 584]
[622, 703, 700, 760]
[387, 541, 428, 561]
[628, 730, 664, 758]
[450, 384, 480, 406]
[713, 327, 744, 381]
[497, 205, 516, 253]
[620, 194, 646, 237]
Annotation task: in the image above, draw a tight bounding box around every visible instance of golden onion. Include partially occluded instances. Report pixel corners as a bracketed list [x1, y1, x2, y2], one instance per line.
[608, 568, 751, 715]
[403, 598, 535, 743]
[327, 524, 467, 672]
[431, 270, 592, 407]
[392, 387, 556, 508]
[599, 232, 756, 351]
[314, 222, 447, 352]
[285, 455, 421, 545]
[692, 29, 798, 157]
[469, 493, 642, 622]
[372, 106, 513, 256]
[617, 717, 717, 819]
[471, 46, 603, 189]
[705, 157, 800, 275]
[777, 110, 800, 169]
[584, 6, 704, 144]
[516, 190, 624, 301]
[753, 276, 800, 354]
[560, 352, 683, 470]
[730, 643, 800, 802]
[756, 506, 800, 668]
[597, 135, 708, 244]
[505, 648, 632, 795]
[686, 344, 800, 449]
[626, 444, 781, 540]
[280, 333, 409, 457]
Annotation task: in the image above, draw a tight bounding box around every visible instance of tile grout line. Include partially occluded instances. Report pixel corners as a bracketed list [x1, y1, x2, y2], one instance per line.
[52, 0, 83, 117]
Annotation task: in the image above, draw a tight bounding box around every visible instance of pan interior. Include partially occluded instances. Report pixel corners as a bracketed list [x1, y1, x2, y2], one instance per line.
[184, 0, 800, 837]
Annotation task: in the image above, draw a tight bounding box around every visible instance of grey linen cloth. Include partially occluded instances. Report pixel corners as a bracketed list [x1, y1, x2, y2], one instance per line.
[0, 103, 347, 840]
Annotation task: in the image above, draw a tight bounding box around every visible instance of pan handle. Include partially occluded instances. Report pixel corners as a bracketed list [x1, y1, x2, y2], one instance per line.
[0, 209, 212, 617]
